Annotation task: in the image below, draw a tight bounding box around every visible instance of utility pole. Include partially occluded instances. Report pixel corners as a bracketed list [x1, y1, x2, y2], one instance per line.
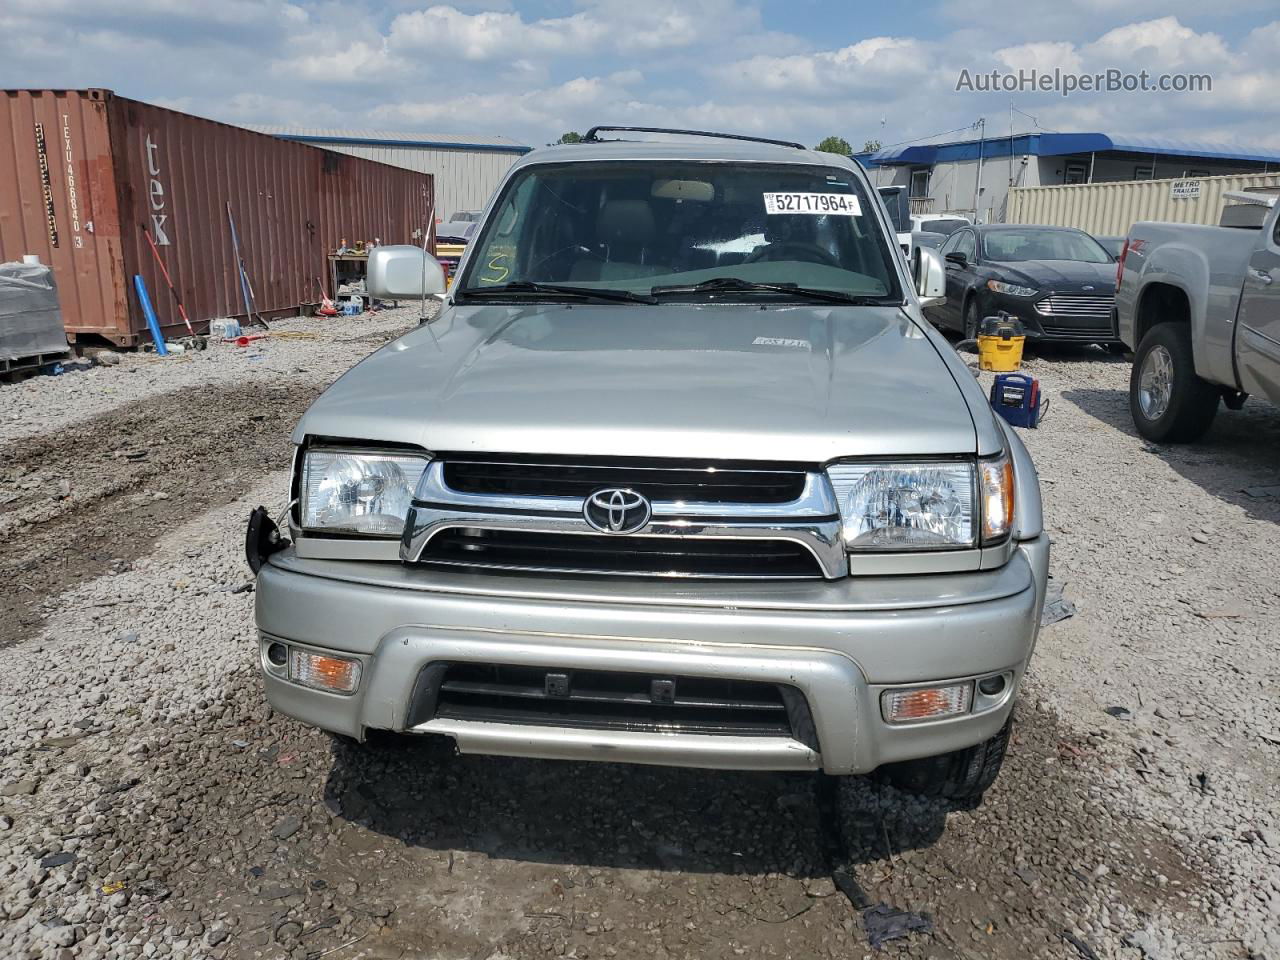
[1009, 101, 1015, 187]
[973, 117, 986, 223]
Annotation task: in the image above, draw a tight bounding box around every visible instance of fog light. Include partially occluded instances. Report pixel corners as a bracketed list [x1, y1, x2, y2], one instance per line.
[266, 642, 288, 667]
[978, 674, 1006, 697]
[881, 683, 973, 724]
[288, 649, 361, 694]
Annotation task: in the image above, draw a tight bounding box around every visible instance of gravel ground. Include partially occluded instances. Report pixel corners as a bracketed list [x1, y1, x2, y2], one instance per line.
[0, 327, 1277, 960]
[0, 308, 425, 445]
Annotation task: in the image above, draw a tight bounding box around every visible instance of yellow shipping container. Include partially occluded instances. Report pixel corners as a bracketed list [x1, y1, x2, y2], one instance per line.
[1006, 172, 1280, 236]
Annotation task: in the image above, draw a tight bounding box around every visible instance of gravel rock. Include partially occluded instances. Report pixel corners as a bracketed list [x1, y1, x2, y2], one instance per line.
[271, 814, 302, 840]
[38, 920, 78, 947]
[0, 327, 1275, 960]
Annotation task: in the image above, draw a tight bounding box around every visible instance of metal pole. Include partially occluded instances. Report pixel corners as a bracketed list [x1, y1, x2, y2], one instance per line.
[143, 227, 194, 334]
[1088, 152, 1095, 183]
[973, 118, 986, 222]
[226, 202, 254, 324]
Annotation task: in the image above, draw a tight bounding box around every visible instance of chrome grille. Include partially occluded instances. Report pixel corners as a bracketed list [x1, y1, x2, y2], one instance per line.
[1035, 295, 1115, 319]
[1038, 323, 1115, 340]
[443, 455, 807, 504]
[404, 458, 845, 579]
[420, 528, 824, 578]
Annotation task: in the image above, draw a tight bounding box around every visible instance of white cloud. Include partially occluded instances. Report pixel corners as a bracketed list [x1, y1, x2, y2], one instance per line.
[714, 37, 930, 96]
[371, 74, 637, 133]
[1086, 17, 1230, 67]
[388, 6, 606, 60]
[995, 42, 1082, 74]
[386, 0, 757, 61]
[940, 0, 1270, 40]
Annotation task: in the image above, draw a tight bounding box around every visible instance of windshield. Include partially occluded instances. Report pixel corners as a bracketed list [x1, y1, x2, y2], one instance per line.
[983, 229, 1111, 263]
[920, 218, 968, 237]
[457, 161, 900, 301]
[877, 187, 910, 234]
[1093, 235, 1123, 258]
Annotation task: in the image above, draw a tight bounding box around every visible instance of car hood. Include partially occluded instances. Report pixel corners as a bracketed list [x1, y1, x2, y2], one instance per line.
[996, 259, 1116, 293]
[293, 303, 980, 461]
[435, 221, 477, 244]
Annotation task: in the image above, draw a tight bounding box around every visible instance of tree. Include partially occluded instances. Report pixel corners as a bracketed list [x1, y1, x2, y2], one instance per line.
[862, 138, 882, 153]
[814, 135, 853, 155]
[556, 131, 584, 144]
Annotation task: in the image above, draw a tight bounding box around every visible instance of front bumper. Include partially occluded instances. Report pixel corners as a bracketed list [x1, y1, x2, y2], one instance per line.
[981, 291, 1119, 343]
[255, 535, 1048, 775]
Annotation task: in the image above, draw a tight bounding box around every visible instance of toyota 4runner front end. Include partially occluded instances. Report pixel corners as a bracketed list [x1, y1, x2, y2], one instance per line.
[250, 128, 1048, 802]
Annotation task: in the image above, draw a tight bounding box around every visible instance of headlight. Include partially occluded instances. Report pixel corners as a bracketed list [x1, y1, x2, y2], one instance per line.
[299, 449, 430, 537]
[827, 455, 1015, 552]
[827, 462, 975, 551]
[987, 279, 1037, 297]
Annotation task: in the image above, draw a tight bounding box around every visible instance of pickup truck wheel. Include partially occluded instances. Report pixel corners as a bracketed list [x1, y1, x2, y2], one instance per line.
[874, 718, 1011, 803]
[1129, 324, 1219, 442]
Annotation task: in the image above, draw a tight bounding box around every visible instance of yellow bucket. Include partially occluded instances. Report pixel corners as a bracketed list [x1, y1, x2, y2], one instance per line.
[977, 334, 1025, 372]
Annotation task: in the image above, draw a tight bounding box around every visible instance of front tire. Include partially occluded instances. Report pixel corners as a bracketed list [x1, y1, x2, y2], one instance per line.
[874, 718, 1012, 803]
[1129, 323, 1218, 443]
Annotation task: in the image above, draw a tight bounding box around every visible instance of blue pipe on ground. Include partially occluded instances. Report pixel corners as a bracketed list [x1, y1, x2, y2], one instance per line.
[133, 274, 168, 356]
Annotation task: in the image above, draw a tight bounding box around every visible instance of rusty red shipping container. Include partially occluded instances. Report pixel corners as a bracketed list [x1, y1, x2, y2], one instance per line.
[0, 89, 435, 346]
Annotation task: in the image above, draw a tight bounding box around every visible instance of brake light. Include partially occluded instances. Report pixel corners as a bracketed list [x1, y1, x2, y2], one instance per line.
[1116, 238, 1130, 290]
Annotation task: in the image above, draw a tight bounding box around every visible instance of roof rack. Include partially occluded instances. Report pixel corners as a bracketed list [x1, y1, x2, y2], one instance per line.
[582, 126, 806, 151]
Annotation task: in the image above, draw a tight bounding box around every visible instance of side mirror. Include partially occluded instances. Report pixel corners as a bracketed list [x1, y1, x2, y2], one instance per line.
[367, 245, 446, 299]
[914, 246, 947, 306]
[944, 251, 968, 267]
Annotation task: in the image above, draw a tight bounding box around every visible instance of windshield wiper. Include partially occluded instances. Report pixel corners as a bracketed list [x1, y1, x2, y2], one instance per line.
[455, 281, 656, 304]
[650, 277, 888, 305]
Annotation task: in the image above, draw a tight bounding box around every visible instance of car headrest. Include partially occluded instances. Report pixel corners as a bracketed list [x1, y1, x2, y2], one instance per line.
[597, 201, 655, 245]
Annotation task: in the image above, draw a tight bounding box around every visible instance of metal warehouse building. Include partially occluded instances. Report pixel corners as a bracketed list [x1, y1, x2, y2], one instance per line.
[856, 132, 1280, 225]
[242, 126, 530, 225]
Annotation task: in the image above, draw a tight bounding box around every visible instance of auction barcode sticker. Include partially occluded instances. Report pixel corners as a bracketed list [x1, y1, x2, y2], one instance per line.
[763, 192, 862, 216]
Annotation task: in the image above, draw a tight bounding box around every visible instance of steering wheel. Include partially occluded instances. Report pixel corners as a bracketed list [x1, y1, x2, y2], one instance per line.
[744, 240, 841, 267]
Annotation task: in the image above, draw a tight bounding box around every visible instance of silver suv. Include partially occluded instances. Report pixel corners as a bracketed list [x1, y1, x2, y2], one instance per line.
[248, 127, 1048, 803]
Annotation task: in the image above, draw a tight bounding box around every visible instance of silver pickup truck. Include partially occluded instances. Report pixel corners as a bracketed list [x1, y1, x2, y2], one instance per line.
[248, 126, 1048, 803]
[1116, 194, 1280, 442]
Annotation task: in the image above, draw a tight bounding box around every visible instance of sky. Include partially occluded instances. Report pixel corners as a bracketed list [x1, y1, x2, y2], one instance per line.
[2, 0, 1278, 151]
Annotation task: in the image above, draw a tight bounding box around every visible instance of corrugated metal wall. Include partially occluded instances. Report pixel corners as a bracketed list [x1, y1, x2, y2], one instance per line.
[108, 97, 436, 343]
[1007, 172, 1280, 235]
[0, 89, 129, 343]
[314, 142, 518, 221]
[0, 89, 435, 346]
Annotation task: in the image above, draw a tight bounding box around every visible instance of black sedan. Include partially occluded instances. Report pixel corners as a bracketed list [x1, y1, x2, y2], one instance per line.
[924, 224, 1120, 344]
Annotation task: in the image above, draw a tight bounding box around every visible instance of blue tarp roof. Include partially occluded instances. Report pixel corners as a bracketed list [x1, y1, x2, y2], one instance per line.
[860, 132, 1280, 167]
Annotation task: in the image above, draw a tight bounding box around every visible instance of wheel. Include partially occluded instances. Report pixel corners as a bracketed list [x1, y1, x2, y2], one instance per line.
[962, 298, 980, 341]
[875, 718, 1012, 802]
[1129, 324, 1218, 443]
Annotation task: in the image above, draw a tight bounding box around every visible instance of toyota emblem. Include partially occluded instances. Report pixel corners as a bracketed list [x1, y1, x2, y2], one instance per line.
[583, 488, 651, 535]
